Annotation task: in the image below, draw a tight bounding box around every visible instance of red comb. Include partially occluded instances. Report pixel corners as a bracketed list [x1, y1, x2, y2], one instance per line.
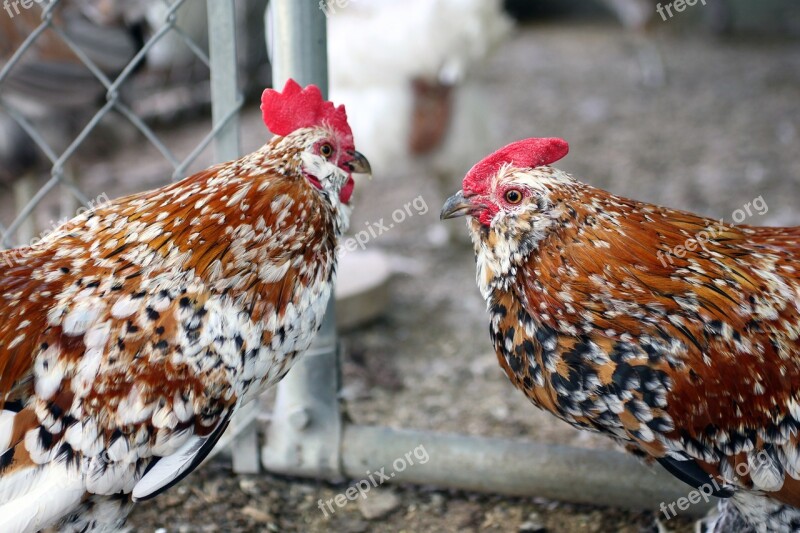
[261, 79, 353, 147]
[463, 138, 569, 195]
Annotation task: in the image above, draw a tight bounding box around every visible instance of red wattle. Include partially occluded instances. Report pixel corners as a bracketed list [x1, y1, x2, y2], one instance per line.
[340, 176, 355, 204]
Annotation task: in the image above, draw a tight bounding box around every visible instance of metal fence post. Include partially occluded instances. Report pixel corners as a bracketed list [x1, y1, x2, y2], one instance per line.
[261, 0, 344, 481]
[208, 0, 241, 163]
[206, 0, 260, 474]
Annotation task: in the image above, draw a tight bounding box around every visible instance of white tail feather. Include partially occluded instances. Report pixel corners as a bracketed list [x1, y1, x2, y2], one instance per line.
[0, 465, 85, 533]
[0, 410, 15, 455]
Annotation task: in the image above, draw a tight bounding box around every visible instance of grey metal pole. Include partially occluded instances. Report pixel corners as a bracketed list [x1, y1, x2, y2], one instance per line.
[267, 0, 329, 93]
[208, 0, 241, 163]
[342, 425, 714, 517]
[262, 0, 343, 481]
[206, 0, 262, 475]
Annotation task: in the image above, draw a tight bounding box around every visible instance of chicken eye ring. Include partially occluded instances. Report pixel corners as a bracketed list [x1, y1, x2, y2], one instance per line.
[504, 189, 523, 204]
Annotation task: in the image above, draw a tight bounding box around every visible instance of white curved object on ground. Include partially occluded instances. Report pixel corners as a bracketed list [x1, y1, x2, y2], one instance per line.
[335, 249, 392, 330]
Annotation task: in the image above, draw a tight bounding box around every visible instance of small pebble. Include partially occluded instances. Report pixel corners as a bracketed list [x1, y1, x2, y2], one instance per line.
[519, 511, 547, 533]
[358, 489, 402, 520]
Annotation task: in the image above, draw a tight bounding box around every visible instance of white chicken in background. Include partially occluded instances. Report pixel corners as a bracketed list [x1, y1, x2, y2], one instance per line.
[599, 0, 666, 86]
[325, 0, 513, 244]
[598, 0, 733, 86]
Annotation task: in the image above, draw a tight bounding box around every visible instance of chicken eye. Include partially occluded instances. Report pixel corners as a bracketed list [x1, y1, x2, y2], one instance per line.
[504, 189, 523, 205]
[320, 143, 334, 159]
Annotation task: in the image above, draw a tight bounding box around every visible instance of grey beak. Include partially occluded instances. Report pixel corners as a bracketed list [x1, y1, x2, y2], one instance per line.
[440, 190, 474, 220]
[346, 150, 372, 175]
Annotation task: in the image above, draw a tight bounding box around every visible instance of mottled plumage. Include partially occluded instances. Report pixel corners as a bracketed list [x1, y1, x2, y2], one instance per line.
[442, 138, 800, 532]
[0, 79, 370, 532]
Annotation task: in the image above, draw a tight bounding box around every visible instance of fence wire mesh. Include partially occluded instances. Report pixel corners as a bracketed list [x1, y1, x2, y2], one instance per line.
[0, 0, 245, 248]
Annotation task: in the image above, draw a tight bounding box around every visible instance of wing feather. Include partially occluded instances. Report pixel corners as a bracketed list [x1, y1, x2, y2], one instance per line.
[132, 411, 232, 501]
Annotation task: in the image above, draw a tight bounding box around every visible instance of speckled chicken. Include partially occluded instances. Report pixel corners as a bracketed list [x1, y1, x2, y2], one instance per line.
[0, 79, 370, 532]
[442, 138, 800, 532]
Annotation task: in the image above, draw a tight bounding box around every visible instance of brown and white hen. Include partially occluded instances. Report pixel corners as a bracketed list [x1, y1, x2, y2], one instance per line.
[443, 138, 800, 532]
[0, 79, 369, 532]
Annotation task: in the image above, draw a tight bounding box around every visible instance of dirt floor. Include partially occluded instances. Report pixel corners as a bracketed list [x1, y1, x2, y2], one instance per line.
[11, 19, 798, 533]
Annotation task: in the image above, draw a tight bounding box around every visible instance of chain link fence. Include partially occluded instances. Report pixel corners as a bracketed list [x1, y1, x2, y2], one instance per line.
[0, 0, 257, 248]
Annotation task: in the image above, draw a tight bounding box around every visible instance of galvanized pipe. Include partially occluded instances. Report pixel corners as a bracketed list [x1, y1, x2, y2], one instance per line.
[267, 0, 329, 92]
[207, 0, 241, 163]
[261, 0, 344, 481]
[206, 0, 260, 474]
[341, 425, 714, 518]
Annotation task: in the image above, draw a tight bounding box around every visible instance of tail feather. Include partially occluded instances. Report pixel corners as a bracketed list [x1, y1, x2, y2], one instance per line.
[0, 409, 15, 454]
[0, 464, 85, 533]
[0, 406, 87, 533]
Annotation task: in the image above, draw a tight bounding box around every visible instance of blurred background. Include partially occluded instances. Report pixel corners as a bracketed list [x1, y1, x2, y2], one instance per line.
[1, 0, 798, 531]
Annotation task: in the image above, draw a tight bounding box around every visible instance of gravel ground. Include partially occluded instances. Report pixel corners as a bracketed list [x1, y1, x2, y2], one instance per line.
[13, 19, 797, 533]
